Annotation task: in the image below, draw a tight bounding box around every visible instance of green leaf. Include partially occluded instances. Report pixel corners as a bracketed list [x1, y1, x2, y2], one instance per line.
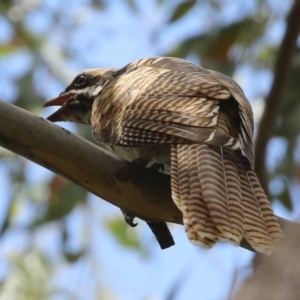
[0, 45, 16, 56]
[270, 175, 293, 211]
[271, 138, 297, 180]
[0, 252, 53, 300]
[0, 0, 14, 12]
[167, 17, 267, 74]
[32, 178, 88, 227]
[169, 1, 196, 23]
[104, 216, 147, 254]
[276, 64, 300, 140]
[277, 187, 293, 211]
[64, 251, 85, 263]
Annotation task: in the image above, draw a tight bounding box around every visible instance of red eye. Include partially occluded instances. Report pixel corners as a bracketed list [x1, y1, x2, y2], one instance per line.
[74, 74, 88, 87]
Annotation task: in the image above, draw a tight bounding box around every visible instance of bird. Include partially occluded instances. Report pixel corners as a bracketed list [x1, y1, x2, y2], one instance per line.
[44, 67, 175, 250]
[44, 56, 283, 254]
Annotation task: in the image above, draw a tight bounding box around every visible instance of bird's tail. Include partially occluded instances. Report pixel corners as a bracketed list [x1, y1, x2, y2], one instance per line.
[171, 144, 283, 254]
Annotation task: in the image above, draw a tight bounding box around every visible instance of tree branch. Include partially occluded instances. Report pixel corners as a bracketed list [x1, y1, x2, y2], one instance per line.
[234, 222, 300, 300]
[0, 100, 181, 224]
[0, 100, 291, 252]
[255, 0, 300, 193]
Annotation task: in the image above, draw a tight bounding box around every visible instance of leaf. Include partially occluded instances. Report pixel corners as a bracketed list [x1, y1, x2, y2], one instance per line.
[61, 221, 86, 263]
[270, 175, 293, 211]
[90, 0, 107, 10]
[0, 252, 53, 300]
[104, 216, 147, 254]
[167, 17, 267, 74]
[64, 251, 85, 263]
[169, 1, 196, 23]
[31, 176, 88, 227]
[168, 33, 236, 74]
[277, 187, 293, 211]
[0, 0, 14, 12]
[0, 45, 16, 56]
[271, 138, 297, 180]
[125, 0, 137, 12]
[14, 70, 45, 110]
[276, 64, 300, 139]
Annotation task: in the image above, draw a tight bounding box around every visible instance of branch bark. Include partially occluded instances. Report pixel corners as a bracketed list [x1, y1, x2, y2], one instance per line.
[0, 100, 292, 252]
[234, 222, 300, 300]
[255, 0, 300, 193]
[0, 100, 181, 224]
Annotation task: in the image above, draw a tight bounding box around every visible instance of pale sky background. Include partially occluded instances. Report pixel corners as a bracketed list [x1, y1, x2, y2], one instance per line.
[0, 0, 296, 299]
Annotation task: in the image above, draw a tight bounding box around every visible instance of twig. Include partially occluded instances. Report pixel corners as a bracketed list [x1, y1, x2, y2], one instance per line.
[255, 0, 300, 194]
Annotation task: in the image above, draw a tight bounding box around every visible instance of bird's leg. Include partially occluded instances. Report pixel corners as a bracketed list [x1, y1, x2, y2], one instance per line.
[119, 158, 175, 249]
[120, 158, 146, 228]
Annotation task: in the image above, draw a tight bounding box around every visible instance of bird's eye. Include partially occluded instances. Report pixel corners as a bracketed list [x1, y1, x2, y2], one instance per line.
[74, 74, 88, 87]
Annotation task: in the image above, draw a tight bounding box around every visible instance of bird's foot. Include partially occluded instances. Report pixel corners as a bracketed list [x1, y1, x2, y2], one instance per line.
[132, 158, 164, 173]
[129, 158, 174, 249]
[149, 162, 165, 173]
[121, 209, 138, 227]
[131, 157, 148, 168]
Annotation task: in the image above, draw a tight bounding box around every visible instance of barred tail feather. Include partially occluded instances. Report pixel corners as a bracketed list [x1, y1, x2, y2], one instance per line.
[171, 143, 282, 254]
[187, 145, 220, 245]
[221, 148, 245, 243]
[171, 144, 219, 248]
[170, 145, 181, 210]
[244, 162, 283, 243]
[197, 145, 244, 245]
[238, 158, 283, 254]
[172, 144, 245, 247]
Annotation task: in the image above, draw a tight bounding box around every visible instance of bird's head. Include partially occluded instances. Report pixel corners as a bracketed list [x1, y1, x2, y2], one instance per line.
[44, 68, 117, 124]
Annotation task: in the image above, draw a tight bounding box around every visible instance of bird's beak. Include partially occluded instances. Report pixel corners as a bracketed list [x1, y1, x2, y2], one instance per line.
[43, 92, 76, 122]
[43, 92, 76, 107]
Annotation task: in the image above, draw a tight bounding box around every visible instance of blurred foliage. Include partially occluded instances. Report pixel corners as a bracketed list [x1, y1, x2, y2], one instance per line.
[0, 252, 53, 299]
[32, 176, 88, 225]
[0, 0, 299, 299]
[104, 215, 148, 254]
[168, 16, 268, 74]
[168, 1, 196, 23]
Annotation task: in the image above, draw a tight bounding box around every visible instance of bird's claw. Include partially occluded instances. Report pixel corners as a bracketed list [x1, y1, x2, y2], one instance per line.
[149, 162, 165, 173]
[122, 210, 138, 227]
[132, 158, 164, 173]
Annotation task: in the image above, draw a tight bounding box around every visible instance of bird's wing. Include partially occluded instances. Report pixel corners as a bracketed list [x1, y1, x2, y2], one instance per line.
[208, 69, 254, 166]
[92, 57, 253, 166]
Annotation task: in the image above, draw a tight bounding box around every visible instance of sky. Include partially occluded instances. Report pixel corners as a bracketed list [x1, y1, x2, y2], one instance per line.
[0, 0, 296, 299]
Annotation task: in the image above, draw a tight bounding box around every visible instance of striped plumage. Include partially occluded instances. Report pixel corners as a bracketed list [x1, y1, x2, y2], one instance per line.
[45, 57, 283, 254]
